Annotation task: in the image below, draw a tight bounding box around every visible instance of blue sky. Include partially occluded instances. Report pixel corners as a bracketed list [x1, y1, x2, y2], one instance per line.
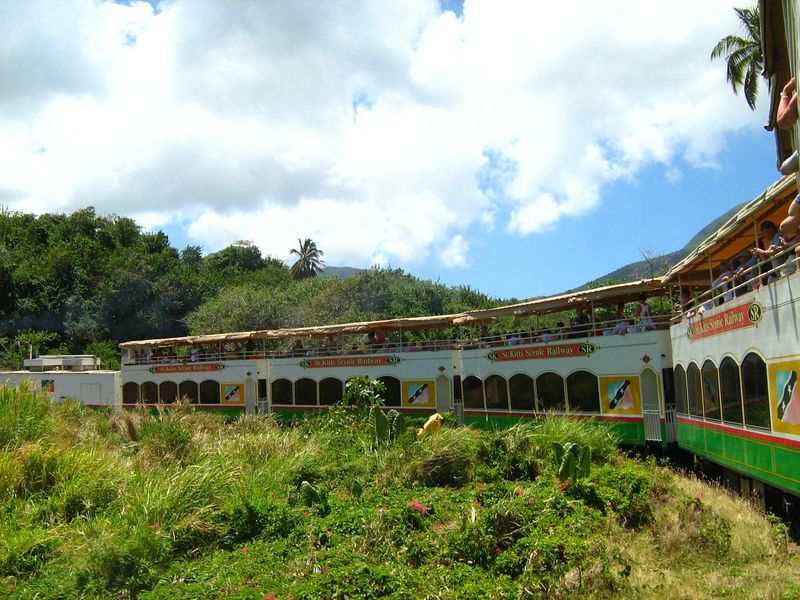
[0, 0, 779, 300]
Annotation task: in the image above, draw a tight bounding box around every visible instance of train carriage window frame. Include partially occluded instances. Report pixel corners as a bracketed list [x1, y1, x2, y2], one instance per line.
[179, 380, 199, 404]
[536, 372, 566, 412]
[701, 359, 721, 421]
[271, 378, 293, 405]
[742, 352, 771, 430]
[484, 374, 509, 410]
[294, 377, 318, 406]
[159, 381, 178, 404]
[122, 382, 139, 404]
[378, 376, 401, 407]
[686, 362, 702, 418]
[674, 364, 688, 415]
[200, 380, 220, 405]
[509, 373, 535, 411]
[141, 381, 158, 404]
[462, 375, 484, 410]
[319, 378, 343, 406]
[566, 370, 600, 414]
[719, 356, 743, 425]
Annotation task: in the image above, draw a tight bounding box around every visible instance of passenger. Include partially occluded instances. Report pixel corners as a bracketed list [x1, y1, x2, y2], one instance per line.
[612, 305, 630, 335]
[777, 77, 797, 129]
[709, 262, 733, 306]
[778, 231, 799, 277]
[636, 295, 655, 331]
[291, 339, 304, 357]
[574, 307, 591, 337]
[736, 220, 785, 284]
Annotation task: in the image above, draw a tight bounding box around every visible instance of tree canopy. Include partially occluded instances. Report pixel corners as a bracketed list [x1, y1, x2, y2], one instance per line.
[711, 5, 762, 110]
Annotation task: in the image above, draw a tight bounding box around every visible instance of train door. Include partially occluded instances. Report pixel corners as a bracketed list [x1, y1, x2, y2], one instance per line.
[641, 368, 662, 442]
[435, 375, 451, 413]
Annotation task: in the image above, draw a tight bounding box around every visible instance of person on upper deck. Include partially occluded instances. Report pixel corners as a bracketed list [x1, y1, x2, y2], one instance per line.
[735, 220, 785, 284]
[635, 295, 655, 331]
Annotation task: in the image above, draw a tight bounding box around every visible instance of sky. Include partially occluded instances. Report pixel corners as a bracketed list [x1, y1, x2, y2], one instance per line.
[0, 0, 784, 300]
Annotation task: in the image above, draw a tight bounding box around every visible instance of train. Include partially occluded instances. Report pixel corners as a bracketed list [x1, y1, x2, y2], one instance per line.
[2, 0, 799, 519]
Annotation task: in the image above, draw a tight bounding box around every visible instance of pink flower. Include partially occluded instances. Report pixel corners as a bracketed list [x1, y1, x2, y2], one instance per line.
[475, 482, 486, 489]
[262, 594, 275, 600]
[515, 488, 525, 496]
[494, 546, 502, 554]
[242, 546, 249, 554]
[409, 500, 429, 515]
[558, 479, 570, 491]
[527, 498, 535, 505]
[153, 522, 161, 530]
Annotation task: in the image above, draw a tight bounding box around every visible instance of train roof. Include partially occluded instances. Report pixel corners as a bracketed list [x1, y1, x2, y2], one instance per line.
[663, 175, 796, 285]
[119, 278, 665, 348]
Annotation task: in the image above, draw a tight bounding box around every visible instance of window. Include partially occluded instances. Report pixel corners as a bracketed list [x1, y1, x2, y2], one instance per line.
[536, 372, 566, 412]
[378, 376, 401, 407]
[462, 376, 484, 409]
[509, 374, 535, 411]
[719, 357, 743, 424]
[295, 378, 317, 405]
[320, 378, 343, 405]
[122, 382, 139, 404]
[687, 363, 702, 417]
[200, 380, 220, 404]
[484, 375, 509, 410]
[742, 352, 770, 429]
[141, 381, 158, 404]
[567, 371, 600, 413]
[674, 365, 688, 415]
[701, 360, 721, 421]
[271, 378, 293, 405]
[159, 381, 178, 404]
[179, 381, 198, 403]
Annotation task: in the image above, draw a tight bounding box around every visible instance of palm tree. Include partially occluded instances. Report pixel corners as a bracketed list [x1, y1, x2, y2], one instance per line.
[711, 6, 762, 110]
[289, 238, 325, 280]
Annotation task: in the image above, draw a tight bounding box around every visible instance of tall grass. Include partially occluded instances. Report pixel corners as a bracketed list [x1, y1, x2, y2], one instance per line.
[0, 393, 798, 599]
[0, 383, 50, 447]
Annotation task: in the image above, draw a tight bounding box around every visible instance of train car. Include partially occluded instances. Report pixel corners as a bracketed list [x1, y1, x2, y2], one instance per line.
[116, 279, 674, 446]
[0, 355, 121, 409]
[665, 175, 800, 509]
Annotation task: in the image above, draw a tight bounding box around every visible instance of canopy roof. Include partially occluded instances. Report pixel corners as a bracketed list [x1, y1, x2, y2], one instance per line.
[119, 278, 666, 349]
[663, 175, 796, 285]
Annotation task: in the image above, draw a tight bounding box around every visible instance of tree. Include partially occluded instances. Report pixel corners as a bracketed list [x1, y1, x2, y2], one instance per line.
[289, 238, 325, 280]
[711, 5, 762, 110]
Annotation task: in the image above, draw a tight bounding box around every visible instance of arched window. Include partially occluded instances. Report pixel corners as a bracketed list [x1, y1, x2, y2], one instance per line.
[271, 378, 293, 405]
[378, 376, 401, 407]
[484, 375, 509, 410]
[687, 363, 702, 418]
[179, 381, 199, 404]
[674, 365, 688, 415]
[319, 378, 343, 405]
[719, 357, 743, 424]
[701, 360, 721, 421]
[122, 382, 139, 404]
[536, 372, 566, 412]
[742, 352, 770, 429]
[199, 380, 220, 404]
[462, 375, 484, 409]
[295, 378, 317, 405]
[141, 381, 158, 404]
[566, 371, 600, 413]
[509, 374, 535, 411]
[159, 381, 178, 404]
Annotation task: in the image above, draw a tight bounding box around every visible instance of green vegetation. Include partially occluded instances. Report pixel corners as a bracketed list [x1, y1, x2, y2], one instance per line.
[711, 5, 763, 110]
[1, 385, 798, 599]
[0, 207, 501, 368]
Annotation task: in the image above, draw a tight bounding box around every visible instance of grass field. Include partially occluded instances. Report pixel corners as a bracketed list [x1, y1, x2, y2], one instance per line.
[1, 384, 799, 599]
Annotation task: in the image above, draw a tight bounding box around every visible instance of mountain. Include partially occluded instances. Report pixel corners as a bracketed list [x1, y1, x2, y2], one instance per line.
[585, 200, 749, 286]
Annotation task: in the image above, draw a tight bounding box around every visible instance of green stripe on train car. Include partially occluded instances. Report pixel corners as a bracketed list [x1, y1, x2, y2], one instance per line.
[677, 421, 800, 496]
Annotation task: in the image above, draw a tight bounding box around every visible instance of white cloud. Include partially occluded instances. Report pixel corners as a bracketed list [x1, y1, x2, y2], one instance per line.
[0, 0, 761, 270]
